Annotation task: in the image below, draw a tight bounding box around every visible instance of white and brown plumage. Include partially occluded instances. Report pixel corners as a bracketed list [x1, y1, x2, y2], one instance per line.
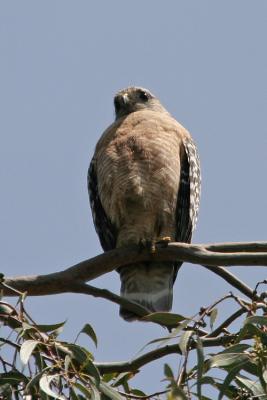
[88, 87, 201, 321]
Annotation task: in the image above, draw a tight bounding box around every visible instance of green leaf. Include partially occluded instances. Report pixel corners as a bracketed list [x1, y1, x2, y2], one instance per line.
[141, 312, 188, 327]
[39, 374, 65, 400]
[179, 330, 192, 355]
[244, 315, 267, 326]
[69, 387, 80, 400]
[0, 384, 12, 399]
[59, 343, 93, 363]
[208, 353, 250, 368]
[237, 322, 264, 342]
[130, 389, 146, 396]
[34, 321, 66, 334]
[170, 320, 194, 336]
[196, 337, 204, 399]
[168, 385, 187, 400]
[79, 323, 98, 347]
[263, 369, 267, 383]
[218, 363, 245, 400]
[20, 340, 39, 364]
[34, 350, 47, 372]
[0, 302, 15, 316]
[112, 372, 134, 387]
[64, 354, 72, 372]
[242, 360, 259, 377]
[61, 342, 99, 385]
[164, 363, 174, 379]
[0, 371, 28, 385]
[81, 358, 100, 386]
[195, 376, 216, 386]
[25, 366, 51, 394]
[209, 308, 218, 330]
[73, 382, 92, 398]
[236, 376, 266, 397]
[138, 320, 192, 355]
[219, 343, 250, 354]
[138, 336, 171, 350]
[91, 384, 101, 400]
[102, 373, 117, 383]
[99, 382, 124, 400]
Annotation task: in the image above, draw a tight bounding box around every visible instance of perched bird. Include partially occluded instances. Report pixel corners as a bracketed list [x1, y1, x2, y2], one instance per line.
[88, 87, 201, 321]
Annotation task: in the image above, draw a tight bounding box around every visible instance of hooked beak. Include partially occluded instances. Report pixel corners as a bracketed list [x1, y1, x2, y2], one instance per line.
[121, 93, 129, 106]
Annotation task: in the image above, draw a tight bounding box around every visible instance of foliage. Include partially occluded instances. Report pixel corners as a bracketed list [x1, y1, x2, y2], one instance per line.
[1, 284, 267, 399]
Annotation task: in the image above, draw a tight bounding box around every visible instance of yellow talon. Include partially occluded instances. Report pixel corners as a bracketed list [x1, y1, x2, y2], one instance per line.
[160, 236, 171, 242]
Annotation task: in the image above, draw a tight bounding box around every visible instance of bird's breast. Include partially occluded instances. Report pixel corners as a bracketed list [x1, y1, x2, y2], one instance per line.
[96, 112, 183, 241]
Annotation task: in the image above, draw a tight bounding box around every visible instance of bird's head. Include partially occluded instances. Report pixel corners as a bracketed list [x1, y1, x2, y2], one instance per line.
[114, 87, 167, 120]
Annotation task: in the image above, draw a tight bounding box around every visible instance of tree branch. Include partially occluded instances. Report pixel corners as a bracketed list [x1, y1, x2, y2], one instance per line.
[1, 241, 266, 321]
[71, 282, 149, 318]
[95, 334, 238, 374]
[2, 242, 267, 297]
[202, 264, 259, 301]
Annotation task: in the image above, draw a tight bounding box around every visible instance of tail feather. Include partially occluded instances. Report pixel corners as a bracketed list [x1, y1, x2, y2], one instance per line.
[119, 262, 175, 321]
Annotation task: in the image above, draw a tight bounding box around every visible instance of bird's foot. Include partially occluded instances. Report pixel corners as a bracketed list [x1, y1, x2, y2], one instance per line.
[157, 236, 172, 248]
[139, 239, 156, 254]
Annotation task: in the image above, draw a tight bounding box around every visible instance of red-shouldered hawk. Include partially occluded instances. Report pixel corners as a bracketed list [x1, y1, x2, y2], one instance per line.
[88, 87, 201, 321]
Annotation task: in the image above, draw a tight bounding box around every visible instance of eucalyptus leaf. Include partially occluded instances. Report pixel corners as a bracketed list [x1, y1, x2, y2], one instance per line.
[244, 315, 267, 326]
[79, 323, 98, 347]
[0, 371, 28, 385]
[39, 374, 65, 400]
[179, 330, 192, 355]
[34, 321, 66, 334]
[130, 389, 146, 396]
[169, 386, 187, 400]
[218, 363, 245, 400]
[164, 363, 174, 379]
[69, 387, 80, 400]
[196, 337, 204, 399]
[141, 312, 188, 326]
[219, 343, 250, 354]
[99, 381, 124, 400]
[236, 376, 266, 397]
[73, 382, 92, 398]
[25, 366, 51, 394]
[81, 358, 100, 386]
[209, 308, 218, 330]
[20, 340, 39, 365]
[208, 353, 250, 369]
[91, 384, 101, 400]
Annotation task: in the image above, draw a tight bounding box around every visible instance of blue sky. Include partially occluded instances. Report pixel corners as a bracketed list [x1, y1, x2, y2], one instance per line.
[1, 1, 267, 394]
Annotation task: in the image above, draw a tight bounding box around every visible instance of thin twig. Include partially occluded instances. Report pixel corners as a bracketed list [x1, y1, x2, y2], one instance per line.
[117, 389, 169, 399]
[207, 308, 245, 338]
[202, 264, 259, 301]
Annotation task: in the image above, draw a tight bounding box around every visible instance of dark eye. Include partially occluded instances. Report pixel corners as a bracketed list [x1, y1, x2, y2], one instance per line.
[139, 90, 149, 101]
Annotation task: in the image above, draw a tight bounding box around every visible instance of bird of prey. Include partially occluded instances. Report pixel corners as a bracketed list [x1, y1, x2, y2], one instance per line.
[88, 87, 201, 321]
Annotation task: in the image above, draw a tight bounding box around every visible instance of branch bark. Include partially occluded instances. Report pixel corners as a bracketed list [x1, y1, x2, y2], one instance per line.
[2, 241, 267, 295]
[95, 334, 238, 374]
[2, 241, 266, 316]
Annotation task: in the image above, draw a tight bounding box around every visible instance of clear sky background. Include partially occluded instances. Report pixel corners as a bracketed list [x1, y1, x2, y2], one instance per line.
[1, 1, 267, 395]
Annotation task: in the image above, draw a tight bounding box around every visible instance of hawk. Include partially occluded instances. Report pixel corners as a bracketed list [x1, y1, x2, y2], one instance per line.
[88, 87, 201, 321]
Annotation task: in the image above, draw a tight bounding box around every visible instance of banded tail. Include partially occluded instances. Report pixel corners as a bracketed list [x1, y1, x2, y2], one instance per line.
[119, 262, 176, 321]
